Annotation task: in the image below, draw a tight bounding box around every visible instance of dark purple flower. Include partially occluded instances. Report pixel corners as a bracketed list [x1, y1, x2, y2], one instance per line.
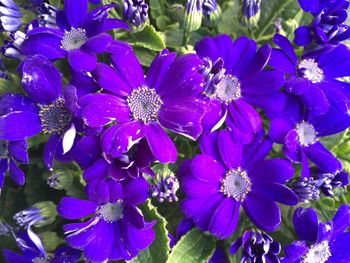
[282, 205, 350, 263]
[270, 34, 350, 116]
[122, 0, 149, 28]
[20, 0, 128, 72]
[291, 177, 321, 203]
[79, 46, 205, 164]
[3, 230, 81, 263]
[208, 247, 228, 263]
[179, 129, 297, 239]
[268, 94, 349, 176]
[313, 169, 349, 196]
[239, 0, 261, 28]
[57, 176, 155, 262]
[0, 0, 22, 32]
[151, 167, 179, 202]
[195, 34, 285, 143]
[230, 231, 281, 263]
[296, 0, 350, 47]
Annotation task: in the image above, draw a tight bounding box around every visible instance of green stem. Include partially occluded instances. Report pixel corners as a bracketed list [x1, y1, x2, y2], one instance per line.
[257, 0, 293, 40]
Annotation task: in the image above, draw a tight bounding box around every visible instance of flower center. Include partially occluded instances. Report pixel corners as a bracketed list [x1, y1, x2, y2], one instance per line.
[98, 200, 123, 223]
[61, 28, 87, 51]
[39, 98, 72, 135]
[0, 140, 8, 158]
[295, 122, 317, 147]
[303, 241, 331, 263]
[215, 75, 241, 103]
[298, 59, 324, 83]
[221, 168, 251, 202]
[126, 87, 163, 123]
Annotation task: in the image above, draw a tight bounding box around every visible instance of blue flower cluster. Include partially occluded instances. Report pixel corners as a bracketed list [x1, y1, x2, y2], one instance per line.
[0, 0, 350, 262]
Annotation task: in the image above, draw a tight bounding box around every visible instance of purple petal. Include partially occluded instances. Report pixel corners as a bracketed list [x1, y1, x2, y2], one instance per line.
[201, 100, 227, 132]
[21, 55, 61, 104]
[43, 135, 60, 170]
[269, 49, 296, 74]
[272, 34, 298, 64]
[230, 37, 257, 77]
[8, 141, 28, 164]
[146, 49, 177, 91]
[180, 197, 208, 218]
[331, 204, 350, 239]
[124, 204, 145, 229]
[9, 158, 25, 186]
[145, 123, 177, 163]
[253, 182, 298, 205]
[268, 118, 293, 144]
[298, 0, 319, 12]
[158, 98, 205, 140]
[82, 33, 112, 54]
[92, 63, 130, 96]
[240, 44, 271, 79]
[304, 142, 342, 173]
[181, 176, 219, 198]
[57, 197, 97, 219]
[101, 121, 144, 158]
[208, 197, 239, 239]
[64, 0, 87, 28]
[0, 111, 41, 141]
[318, 44, 350, 79]
[243, 192, 281, 232]
[293, 207, 318, 242]
[0, 94, 37, 115]
[191, 154, 225, 182]
[284, 241, 308, 259]
[83, 158, 109, 181]
[123, 177, 149, 205]
[294, 26, 312, 46]
[330, 232, 350, 260]
[217, 129, 242, 169]
[68, 49, 97, 72]
[80, 94, 130, 127]
[300, 85, 329, 116]
[65, 217, 98, 248]
[248, 159, 294, 183]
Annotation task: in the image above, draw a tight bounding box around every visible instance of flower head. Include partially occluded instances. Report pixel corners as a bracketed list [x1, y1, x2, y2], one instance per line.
[122, 0, 149, 28]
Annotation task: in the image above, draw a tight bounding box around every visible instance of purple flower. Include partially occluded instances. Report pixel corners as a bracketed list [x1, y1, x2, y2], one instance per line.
[268, 94, 349, 176]
[179, 129, 297, 239]
[313, 169, 349, 196]
[195, 34, 285, 143]
[230, 231, 281, 263]
[79, 46, 205, 164]
[0, 0, 22, 32]
[57, 177, 155, 262]
[270, 34, 350, 116]
[122, 0, 149, 28]
[20, 0, 128, 72]
[296, 0, 350, 47]
[282, 205, 350, 263]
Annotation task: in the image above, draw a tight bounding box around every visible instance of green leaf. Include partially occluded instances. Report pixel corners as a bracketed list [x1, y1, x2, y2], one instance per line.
[166, 228, 216, 263]
[131, 200, 170, 263]
[149, 0, 166, 20]
[133, 46, 157, 67]
[123, 25, 166, 51]
[0, 78, 21, 94]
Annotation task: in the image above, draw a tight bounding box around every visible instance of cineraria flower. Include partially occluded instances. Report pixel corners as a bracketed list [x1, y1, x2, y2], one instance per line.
[20, 0, 128, 72]
[195, 34, 285, 143]
[2, 30, 26, 60]
[57, 177, 155, 262]
[239, 0, 262, 28]
[151, 167, 179, 202]
[269, 34, 350, 116]
[295, 0, 350, 47]
[312, 169, 349, 196]
[122, 0, 149, 28]
[291, 177, 320, 203]
[230, 231, 281, 263]
[3, 230, 81, 263]
[268, 94, 349, 176]
[282, 205, 350, 263]
[79, 46, 205, 164]
[179, 129, 297, 239]
[0, 0, 22, 32]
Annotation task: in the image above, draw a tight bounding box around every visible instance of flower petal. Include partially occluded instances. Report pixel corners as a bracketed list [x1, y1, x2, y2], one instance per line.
[57, 197, 97, 219]
[64, 0, 87, 28]
[68, 49, 97, 72]
[191, 154, 225, 182]
[292, 207, 318, 243]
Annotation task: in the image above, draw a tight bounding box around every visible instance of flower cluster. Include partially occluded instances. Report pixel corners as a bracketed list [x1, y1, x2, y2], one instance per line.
[0, 0, 350, 263]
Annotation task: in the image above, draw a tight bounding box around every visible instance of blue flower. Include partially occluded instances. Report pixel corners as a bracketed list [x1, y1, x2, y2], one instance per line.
[20, 0, 128, 72]
[0, 0, 22, 32]
[195, 34, 285, 143]
[179, 129, 297, 239]
[282, 205, 350, 262]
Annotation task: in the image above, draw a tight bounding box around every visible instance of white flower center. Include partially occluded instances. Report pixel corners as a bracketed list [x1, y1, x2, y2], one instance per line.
[295, 122, 317, 147]
[61, 28, 87, 51]
[127, 87, 163, 123]
[98, 200, 123, 223]
[221, 168, 251, 202]
[298, 59, 324, 83]
[215, 75, 241, 103]
[303, 241, 331, 263]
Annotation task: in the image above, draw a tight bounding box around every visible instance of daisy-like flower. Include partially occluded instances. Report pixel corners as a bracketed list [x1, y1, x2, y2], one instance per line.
[195, 34, 285, 142]
[269, 34, 350, 116]
[79, 46, 205, 164]
[179, 129, 297, 239]
[268, 94, 349, 177]
[282, 205, 350, 263]
[295, 0, 350, 47]
[57, 177, 155, 262]
[20, 0, 128, 72]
